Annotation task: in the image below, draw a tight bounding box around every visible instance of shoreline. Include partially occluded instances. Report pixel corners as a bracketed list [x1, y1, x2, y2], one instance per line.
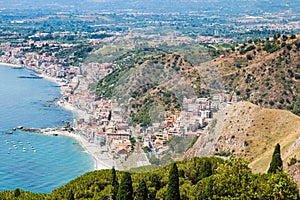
[0, 62, 22, 68]
[39, 129, 113, 170]
[1, 62, 113, 170]
[36, 75, 114, 170]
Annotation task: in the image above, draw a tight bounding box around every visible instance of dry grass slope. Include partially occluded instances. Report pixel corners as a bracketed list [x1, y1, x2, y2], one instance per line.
[185, 101, 300, 186]
[215, 101, 300, 173]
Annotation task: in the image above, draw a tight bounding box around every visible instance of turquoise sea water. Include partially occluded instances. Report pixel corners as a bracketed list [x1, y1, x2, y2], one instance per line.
[0, 66, 94, 193]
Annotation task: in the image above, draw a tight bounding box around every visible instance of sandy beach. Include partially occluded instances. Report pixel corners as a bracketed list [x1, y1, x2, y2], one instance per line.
[0, 62, 22, 68]
[37, 74, 115, 170]
[40, 129, 114, 170]
[2, 62, 114, 170]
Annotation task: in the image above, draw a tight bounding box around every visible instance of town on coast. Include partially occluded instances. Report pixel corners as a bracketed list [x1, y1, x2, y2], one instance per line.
[0, 39, 237, 170]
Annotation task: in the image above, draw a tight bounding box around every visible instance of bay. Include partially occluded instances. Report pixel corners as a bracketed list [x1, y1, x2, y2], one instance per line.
[0, 66, 94, 193]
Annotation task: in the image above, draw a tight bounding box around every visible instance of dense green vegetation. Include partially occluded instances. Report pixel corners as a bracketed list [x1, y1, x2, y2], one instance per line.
[93, 47, 166, 99]
[166, 163, 180, 200]
[223, 35, 300, 115]
[92, 47, 210, 127]
[111, 167, 118, 200]
[135, 179, 148, 200]
[117, 172, 133, 200]
[0, 156, 298, 199]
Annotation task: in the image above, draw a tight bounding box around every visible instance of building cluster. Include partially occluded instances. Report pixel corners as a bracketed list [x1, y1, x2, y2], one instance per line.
[0, 41, 80, 78]
[141, 94, 231, 152]
[72, 96, 134, 160]
[0, 41, 85, 100]
[197, 36, 235, 44]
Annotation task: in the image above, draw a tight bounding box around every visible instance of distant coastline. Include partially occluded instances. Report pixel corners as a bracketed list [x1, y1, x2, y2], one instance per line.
[0, 62, 113, 170]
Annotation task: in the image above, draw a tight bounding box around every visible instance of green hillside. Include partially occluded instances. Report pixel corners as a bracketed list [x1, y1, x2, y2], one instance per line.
[0, 157, 298, 199]
[92, 47, 211, 127]
[214, 34, 300, 115]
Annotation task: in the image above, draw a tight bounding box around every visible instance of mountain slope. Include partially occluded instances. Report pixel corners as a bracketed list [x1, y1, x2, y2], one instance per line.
[94, 48, 210, 126]
[201, 35, 300, 115]
[185, 101, 300, 174]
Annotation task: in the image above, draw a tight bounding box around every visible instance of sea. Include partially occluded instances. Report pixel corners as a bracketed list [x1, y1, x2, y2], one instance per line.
[0, 66, 94, 193]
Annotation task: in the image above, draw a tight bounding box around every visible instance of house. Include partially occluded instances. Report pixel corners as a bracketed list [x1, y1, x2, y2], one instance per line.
[106, 132, 131, 143]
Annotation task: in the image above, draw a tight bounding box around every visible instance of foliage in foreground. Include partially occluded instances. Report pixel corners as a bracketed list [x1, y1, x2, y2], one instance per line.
[0, 157, 299, 200]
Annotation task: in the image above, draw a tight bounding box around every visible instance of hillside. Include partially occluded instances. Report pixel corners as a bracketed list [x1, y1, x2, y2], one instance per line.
[206, 34, 300, 115]
[186, 34, 300, 166]
[185, 101, 300, 184]
[0, 157, 298, 199]
[93, 47, 210, 126]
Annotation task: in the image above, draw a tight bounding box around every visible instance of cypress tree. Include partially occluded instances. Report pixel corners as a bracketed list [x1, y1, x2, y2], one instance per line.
[67, 189, 75, 200]
[166, 163, 180, 200]
[135, 179, 148, 200]
[117, 172, 133, 200]
[268, 143, 283, 173]
[149, 174, 161, 199]
[111, 167, 118, 200]
[14, 188, 21, 197]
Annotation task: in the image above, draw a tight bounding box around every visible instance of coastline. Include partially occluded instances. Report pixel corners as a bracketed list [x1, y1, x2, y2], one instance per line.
[0, 62, 22, 68]
[36, 74, 114, 170]
[39, 129, 113, 170]
[0, 62, 113, 170]
[38, 74, 114, 170]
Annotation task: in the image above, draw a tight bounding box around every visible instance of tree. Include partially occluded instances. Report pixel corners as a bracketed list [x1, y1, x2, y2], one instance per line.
[191, 176, 214, 199]
[108, 111, 112, 121]
[199, 159, 212, 180]
[135, 179, 148, 200]
[117, 172, 133, 200]
[166, 163, 180, 200]
[111, 167, 118, 200]
[14, 188, 21, 197]
[149, 173, 161, 199]
[268, 143, 283, 173]
[67, 189, 74, 200]
[210, 159, 254, 199]
[290, 34, 296, 39]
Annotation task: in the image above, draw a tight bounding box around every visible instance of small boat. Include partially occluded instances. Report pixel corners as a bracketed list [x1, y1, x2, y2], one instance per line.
[53, 133, 58, 136]
[5, 132, 13, 135]
[17, 126, 23, 130]
[22, 148, 26, 152]
[12, 128, 17, 131]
